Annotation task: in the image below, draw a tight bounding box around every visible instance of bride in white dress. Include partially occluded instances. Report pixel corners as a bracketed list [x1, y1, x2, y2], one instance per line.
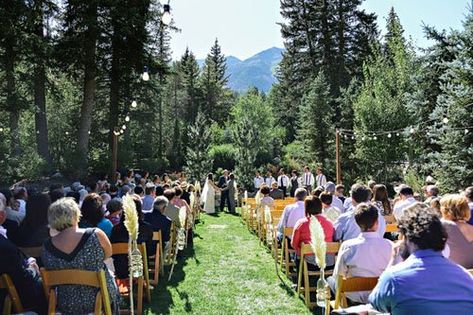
[201, 173, 220, 214]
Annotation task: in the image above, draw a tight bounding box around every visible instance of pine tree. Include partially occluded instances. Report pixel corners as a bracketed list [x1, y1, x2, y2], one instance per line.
[185, 112, 213, 183]
[200, 39, 231, 124]
[180, 48, 201, 125]
[296, 72, 334, 169]
[431, 9, 473, 190]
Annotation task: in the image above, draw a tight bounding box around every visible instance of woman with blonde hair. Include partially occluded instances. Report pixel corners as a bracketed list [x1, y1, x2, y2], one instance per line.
[440, 194, 473, 268]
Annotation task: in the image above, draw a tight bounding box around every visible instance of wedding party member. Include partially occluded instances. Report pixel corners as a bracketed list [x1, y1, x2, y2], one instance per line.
[291, 195, 335, 269]
[315, 167, 327, 188]
[264, 171, 275, 187]
[254, 171, 264, 192]
[42, 198, 120, 314]
[369, 205, 473, 314]
[301, 166, 315, 192]
[218, 170, 231, 212]
[277, 188, 307, 240]
[221, 173, 237, 213]
[440, 194, 473, 268]
[0, 200, 46, 314]
[334, 184, 386, 241]
[277, 169, 290, 197]
[202, 173, 220, 214]
[289, 170, 300, 197]
[393, 185, 417, 221]
[270, 182, 284, 200]
[328, 204, 392, 304]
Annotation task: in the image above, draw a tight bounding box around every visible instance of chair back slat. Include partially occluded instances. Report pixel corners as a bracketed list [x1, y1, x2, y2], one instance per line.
[300, 242, 341, 257]
[339, 276, 378, 292]
[284, 227, 293, 237]
[385, 223, 398, 233]
[41, 269, 101, 288]
[0, 274, 24, 313]
[111, 243, 129, 255]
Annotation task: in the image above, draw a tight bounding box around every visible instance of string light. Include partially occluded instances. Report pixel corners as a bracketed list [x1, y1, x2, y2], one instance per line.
[396, 132, 400, 136]
[120, 129, 124, 134]
[0, 127, 4, 132]
[388, 133, 392, 138]
[131, 101, 138, 108]
[125, 115, 130, 122]
[465, 129, 469, 134]
[122, 125, 127, 130]
[410, 128, 415, 134]
[162, 3, 172, 25]
[65, 131, 69, 135]
[443, 117, 449, 124]
[142, 66, 149, 81]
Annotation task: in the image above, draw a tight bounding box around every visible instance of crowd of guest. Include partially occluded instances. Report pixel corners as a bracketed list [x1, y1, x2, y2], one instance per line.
[261, 170, 473, 313]
[0, 170, 197, 314]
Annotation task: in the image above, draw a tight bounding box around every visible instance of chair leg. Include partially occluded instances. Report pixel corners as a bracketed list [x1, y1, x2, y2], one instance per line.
[304, 261, 310, 308]
[297, 257, 303, 295]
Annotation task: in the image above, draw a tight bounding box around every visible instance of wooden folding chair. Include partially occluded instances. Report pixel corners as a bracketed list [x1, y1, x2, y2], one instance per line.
[111, 243, 145, 314]
[18, 246, 43, 259]
[40, 268, 112, 315]
[385, 223, 398, 233]
[0, 274, 24, 315]
[330, 275, 378, 310]
[383, 215, 396, 224]
[280, 228, 296, 276]
[148, 231, 165, 286]
[297, 243, 341, 308]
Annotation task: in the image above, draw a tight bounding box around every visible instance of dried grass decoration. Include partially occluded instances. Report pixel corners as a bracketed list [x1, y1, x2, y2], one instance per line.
[309, 214, 329, 308]
[123, 195, 143, 315]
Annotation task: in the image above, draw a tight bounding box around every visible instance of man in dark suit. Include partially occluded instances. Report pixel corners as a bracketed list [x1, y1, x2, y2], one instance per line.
[0, 203, 46, 313]
[218, 170, 231, 212]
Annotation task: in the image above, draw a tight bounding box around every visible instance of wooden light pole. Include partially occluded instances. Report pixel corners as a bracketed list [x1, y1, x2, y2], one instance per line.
[335, 129, 341, 184]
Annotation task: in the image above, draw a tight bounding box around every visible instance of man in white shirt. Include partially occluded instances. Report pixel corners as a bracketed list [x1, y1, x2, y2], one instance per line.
[277, 170, 290, 197]
[264, 171, 275, 187]
[316, 167, 327, 188]
[393, 185, 417, 221]
[329, 203, 392, 303]
[324, 182, 344, 212]
[254, 171, 264, 191]
[277, 188, 307, 240]
[302, 166, 315, 192]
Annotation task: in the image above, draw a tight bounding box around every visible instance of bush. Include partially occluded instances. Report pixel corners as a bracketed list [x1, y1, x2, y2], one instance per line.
[209, 144, 237, 171]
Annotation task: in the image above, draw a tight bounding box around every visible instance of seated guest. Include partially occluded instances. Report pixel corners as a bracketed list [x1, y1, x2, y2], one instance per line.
[259, 186, 274, 208]
[424, 185, 440, 204]
[269, 182, 284, 200]
[465, 186, 473, 225]
[49, 189, 65, 204]
[80, 193, 113, 238]
[111, 195, 153, 279]
[369, 205, 473, 314]
[142, 184, 156, 213]
[42, 198, 119, 314]
[0, 193, 20, 238]
[0, 189, 24, 224]
[440, 194, 473, 268]
[277, 188, 307, 240]
[320, 192, 340, 223]
[324, 182, 344, 211]
[163, 189, 182, 228]
[372, 184, 392, 216]
[393, 185, 417, 221]
[134, 185, 144, 198]
[13, 187, 28, 216]
[334, 184, 386, 241]
[66, 191, 80, 204]
[335, 184, 346, 203]
[106, 198, 123, 226]
[429, 197, 442, 215]
[144, 196, 172, 253]
[0, 201, 46, 313]
[328, 203, 392, 303]
[291, 196, 335, 269]
[12, 193, 51, 248]
[180, 182, 191, 205]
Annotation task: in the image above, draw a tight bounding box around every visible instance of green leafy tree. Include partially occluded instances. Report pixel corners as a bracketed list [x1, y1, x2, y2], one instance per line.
[185, 112, 213, 183]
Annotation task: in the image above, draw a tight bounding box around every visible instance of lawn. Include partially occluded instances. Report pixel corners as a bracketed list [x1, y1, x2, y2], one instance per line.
[145, 211, 313, 314]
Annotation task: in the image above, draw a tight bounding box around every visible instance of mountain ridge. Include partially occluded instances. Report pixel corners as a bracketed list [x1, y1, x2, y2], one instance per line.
[197, 47, 284, 93]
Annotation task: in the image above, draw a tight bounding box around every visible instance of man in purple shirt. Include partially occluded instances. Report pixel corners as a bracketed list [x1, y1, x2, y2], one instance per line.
[369, 204, 473, 314]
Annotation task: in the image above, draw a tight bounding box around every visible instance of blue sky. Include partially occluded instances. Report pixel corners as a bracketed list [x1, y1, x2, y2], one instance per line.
[169, 0, 471, 60]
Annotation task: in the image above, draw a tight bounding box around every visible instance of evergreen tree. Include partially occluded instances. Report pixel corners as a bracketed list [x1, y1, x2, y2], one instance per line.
[180, 48, 201, 125]
[200, 39, 232, 124]
[185, 112, 213, 183]
[431, 9, 473, 190]
[296, 72, 334, 168]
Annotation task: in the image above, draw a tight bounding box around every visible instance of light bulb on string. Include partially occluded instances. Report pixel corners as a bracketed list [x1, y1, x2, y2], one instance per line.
[88, 131, 91, 135]
[374, 136, 378, 140]
[388, 133, 392, 138]
[113, 130, 120, 136]
[125, 115, 130, 122]
[122, 125, 127, 130]
[465, 129, 469, 134]
[131, 101, 138, 108]
[120, 129, 124, 134]
[396, 132, 400, 136]
[351, 136, 355, 140]
[344, 134, 347, 139]
[410, 128, 415, 134]
[142, 66, 150, 81]
[162, 4, 172, 25]
[362, 136, 366, 141]
[442, 117, 449, 124]
[65, 131, 69, 135]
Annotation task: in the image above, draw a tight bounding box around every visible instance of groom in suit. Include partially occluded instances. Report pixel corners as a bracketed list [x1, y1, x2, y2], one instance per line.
[218, 170, 231, 212]
[221, 173, 236, 213]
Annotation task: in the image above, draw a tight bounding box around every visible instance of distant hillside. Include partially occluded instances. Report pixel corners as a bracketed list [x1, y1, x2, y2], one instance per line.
[198, 47, 284, 93]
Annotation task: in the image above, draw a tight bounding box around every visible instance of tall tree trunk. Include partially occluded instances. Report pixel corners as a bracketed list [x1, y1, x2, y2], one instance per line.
[109, 28, 120, 177]
[5, 35, 21, 157]
[33, 1, 52, 168]
[76, 1, 98, 178]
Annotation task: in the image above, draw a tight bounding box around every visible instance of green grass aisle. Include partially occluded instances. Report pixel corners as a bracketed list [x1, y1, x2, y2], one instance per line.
[146, 212, 313, 314]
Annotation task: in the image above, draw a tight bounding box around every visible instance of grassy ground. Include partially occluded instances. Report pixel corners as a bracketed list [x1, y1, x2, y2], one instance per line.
[145, 211, 313, 315]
